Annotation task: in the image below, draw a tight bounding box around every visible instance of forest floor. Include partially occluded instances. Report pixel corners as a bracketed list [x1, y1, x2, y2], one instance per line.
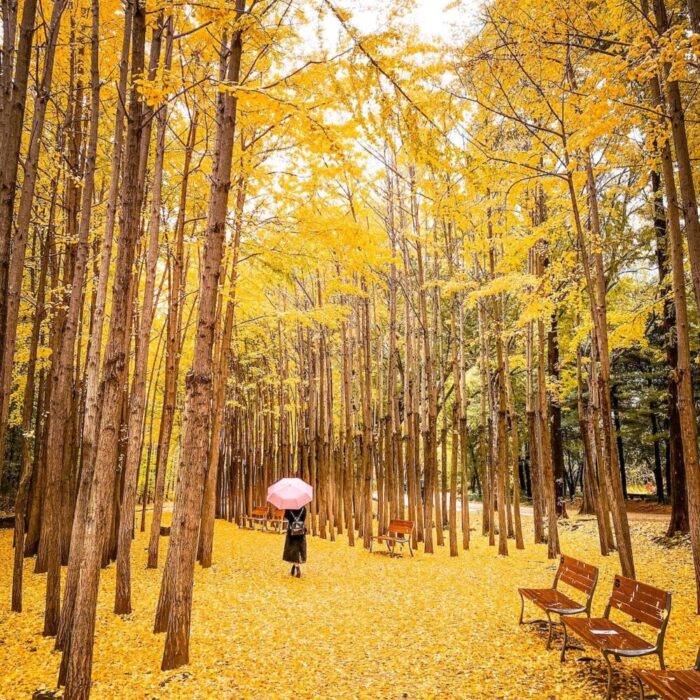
[0, 513, 696, 699]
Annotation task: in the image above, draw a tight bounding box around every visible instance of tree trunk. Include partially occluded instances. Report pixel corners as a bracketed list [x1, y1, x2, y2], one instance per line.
[147, 110, 198, 568]
[155, 7, 245, 669]
[653, 0, 700, 318]
[655, 103, 700, 611]
[198, 173, 246, 567]
[611, 385, 628, 500]
[61, 4, 147, 695]
[563, 153, 635, 578]
[548, 313, 567, 517]
[0, 0, 39, 470]
[0, 0, 68, 487]
[11, 206, 49, 611]
[115, 16, 171, 614]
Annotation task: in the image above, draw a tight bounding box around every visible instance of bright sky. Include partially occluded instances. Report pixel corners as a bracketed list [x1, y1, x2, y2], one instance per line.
[351, 0, 479, 40]
[303, 0, 482, 52]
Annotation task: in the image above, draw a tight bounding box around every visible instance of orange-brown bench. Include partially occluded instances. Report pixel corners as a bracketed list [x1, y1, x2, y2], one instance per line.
[561, 574, 672, 700]
[267, 508, 288, 534]
[518, 554, 599, 649]
[369, 519, 414, 557]
[635, 649, 700, 699]
[244, 506, 269, 531]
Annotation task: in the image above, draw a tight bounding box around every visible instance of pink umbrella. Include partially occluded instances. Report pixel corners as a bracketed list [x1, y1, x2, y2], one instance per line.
[267, 477, 313, 510]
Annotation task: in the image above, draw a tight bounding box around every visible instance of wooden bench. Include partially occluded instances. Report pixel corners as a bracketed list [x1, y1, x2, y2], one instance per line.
[519, 554, 599, 649]
[369, 519, 414, 557]
[267, 508, 288, 534]
[561, 574, 672, 700]
[635, 649, 700, 699]
[244, 506, 269, 531]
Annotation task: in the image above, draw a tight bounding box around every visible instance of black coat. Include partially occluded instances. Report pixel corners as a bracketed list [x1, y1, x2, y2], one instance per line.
[283, 507, 307, 564]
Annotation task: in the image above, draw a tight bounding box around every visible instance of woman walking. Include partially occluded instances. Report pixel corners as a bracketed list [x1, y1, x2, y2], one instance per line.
[283, 506, 307, 577]
[266, 477, 312, 579]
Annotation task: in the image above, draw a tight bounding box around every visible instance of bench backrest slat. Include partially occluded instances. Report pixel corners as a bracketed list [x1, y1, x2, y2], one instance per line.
[251, 506, 268, 517]
[608, 575, 671, 630]
[556, 555, 598, 595]
[273, 509, 284, 518]
[388, 519, 414, 536]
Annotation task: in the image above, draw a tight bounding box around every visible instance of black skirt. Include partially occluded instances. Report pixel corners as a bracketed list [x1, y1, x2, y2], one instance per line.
[283, 507, 307, 564]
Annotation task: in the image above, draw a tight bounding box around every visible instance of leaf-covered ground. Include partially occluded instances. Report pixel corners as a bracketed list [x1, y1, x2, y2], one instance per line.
[0, 513, 697, 699]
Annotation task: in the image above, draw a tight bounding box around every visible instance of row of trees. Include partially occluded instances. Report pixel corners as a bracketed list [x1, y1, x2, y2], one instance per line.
[1, 0, 700, 696]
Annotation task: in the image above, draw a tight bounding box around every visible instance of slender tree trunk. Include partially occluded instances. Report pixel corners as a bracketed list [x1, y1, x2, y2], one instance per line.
[0, 0, 68, 487]
[577, 345, 610, 556]
[198, 173, 246, 567]
[653, 0, 700, 318]
[563, 152, 635, 578]
[147, 110, 197, 567]
[360, 278, 374, 549]
[57, 5, 134, 651]
[155, 8, 245, 669]
[655, 107, 700, 611]
[548, 314, 567, 517]
[11, 213, 49, 611]
[61, 5, 147, 695]
[115, 16, 172, 614]
[0, 0, 39, 464]
[504, 352, 524, 550]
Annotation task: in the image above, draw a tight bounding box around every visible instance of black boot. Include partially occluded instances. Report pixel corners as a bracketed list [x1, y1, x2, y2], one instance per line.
[290, 565, 296, 576]
[296, 566, 301, 578]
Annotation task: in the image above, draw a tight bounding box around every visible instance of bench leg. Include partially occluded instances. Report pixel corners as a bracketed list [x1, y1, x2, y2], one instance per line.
[545, 611, 554, 650]
[518, 591, 526, 625]
[658, 649, 665, 671]
[636, 675, 645, 700]
[560, 623, 569, 663]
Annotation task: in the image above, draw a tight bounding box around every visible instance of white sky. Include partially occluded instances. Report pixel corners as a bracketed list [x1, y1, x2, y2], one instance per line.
[352, 0, 479, 40]
[303, 0, 482, 51]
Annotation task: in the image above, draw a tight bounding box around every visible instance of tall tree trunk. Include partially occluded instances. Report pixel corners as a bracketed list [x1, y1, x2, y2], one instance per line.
[654, 96, 700, 611]
[415, 221, 436, 553]
[504, 351, 524, 550]
[563, 152, 635, 578]
[147, 110, 198, 568]
[0, 0, 68, 487]
[0, 0, 39, 459]
[537, 309, 559, 559]
[653, 0, 700, 318]
[57, 3, 134, 652]
[611, 385, 628, 499]
[548, 313, 567, 517]
[115, 16, 171, 614]
[577, 344, 611, 556]
[526, 253, 545, 544]
[650, 168, 689, 532]
[198, 173, 246, 567]
[11, 210, 49, 611]
[154, 7, 245, 670]
[360, 278, 374, 549]
[61, 4, 147, 695]
[32, 0, 85, 637]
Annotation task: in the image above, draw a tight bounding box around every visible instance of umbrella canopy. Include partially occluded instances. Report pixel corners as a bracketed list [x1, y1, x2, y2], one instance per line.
[267, 478, 313, 510]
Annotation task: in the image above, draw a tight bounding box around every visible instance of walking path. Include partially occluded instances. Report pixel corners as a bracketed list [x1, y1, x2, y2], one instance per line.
[0, 511, 695, 699]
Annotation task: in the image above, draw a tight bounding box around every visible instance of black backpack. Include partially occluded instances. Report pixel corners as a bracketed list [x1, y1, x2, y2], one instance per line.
[289, 510, 306, 537]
